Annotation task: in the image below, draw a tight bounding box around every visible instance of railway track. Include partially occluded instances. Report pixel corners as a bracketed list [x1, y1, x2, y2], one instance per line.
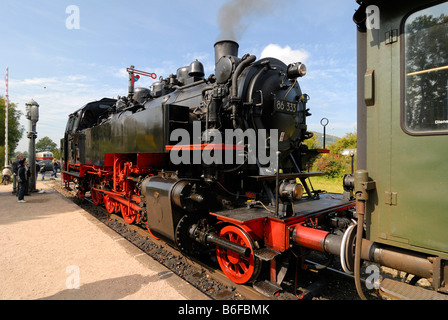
[51, 180, 382, 300]
[52, 180, 275, 300]
[92, 203, 272, 301]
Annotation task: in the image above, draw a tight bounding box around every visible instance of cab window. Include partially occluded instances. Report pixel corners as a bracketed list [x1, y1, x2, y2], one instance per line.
[404, 2, 448, 133]
[65, 115, 76, 134]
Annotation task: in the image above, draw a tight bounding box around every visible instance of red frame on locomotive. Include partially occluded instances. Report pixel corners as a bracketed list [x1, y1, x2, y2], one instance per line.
[62, 148, 355, 286]
[62, 153, 166, 224]
[210, 202, 354, 283]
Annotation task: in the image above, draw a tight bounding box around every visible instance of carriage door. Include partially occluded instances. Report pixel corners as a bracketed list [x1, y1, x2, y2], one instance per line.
[389, 2, 448, 254]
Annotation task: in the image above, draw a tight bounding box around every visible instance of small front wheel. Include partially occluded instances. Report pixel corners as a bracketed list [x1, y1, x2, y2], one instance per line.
[216, 225, 261, 284]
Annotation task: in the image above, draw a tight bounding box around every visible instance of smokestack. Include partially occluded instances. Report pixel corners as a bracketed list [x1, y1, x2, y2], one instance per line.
[214, 40, 239, 65]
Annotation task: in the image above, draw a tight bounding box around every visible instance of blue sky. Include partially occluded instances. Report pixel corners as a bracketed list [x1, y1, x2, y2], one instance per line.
[0, 0, 359, 152]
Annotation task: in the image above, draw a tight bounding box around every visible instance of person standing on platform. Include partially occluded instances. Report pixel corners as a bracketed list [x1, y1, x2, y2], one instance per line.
[35, 162, 40, 180]
[12, 154, 24, 194]
[17, 158, 28, 203]
[40, 162, 46, 180]
[51, 159, 58, 178]
[24, 162, 31, 196]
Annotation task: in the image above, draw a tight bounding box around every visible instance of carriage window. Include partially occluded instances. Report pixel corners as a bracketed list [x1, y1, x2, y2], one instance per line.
[404, 2, 448, 133]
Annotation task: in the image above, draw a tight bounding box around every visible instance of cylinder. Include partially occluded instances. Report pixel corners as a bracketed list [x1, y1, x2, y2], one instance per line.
[214, 40, 239, 65]
[292, 225, 330, 252]
[361, 240, 434, 280]
[293, 225, 435, 281]
[324, 234, 344, 256]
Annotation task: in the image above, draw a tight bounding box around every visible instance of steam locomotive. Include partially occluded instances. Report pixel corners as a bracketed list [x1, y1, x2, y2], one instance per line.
[61, 0, 448, 299]
[61, 40, 355, 292]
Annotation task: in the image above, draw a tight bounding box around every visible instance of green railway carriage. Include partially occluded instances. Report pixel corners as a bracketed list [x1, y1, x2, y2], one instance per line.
[354, 0, 448, 297]
[356, 0, 448, 258]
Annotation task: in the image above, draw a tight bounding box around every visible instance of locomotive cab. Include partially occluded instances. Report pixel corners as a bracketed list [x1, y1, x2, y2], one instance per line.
[61, 98, 116, 169]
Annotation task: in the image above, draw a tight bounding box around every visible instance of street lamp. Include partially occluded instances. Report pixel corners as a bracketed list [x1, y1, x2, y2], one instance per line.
[26, 99, 39, 192]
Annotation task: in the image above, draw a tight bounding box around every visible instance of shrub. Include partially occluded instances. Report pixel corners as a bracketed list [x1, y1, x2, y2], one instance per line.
[314, 154, 351, 178]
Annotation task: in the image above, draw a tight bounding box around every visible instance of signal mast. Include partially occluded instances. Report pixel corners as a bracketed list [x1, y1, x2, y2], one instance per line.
[4, 68, 9, 166]
[126, 66, 157, 99]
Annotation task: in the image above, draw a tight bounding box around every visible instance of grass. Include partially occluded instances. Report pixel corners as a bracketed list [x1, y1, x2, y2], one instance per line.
[306, 176, 344, 194]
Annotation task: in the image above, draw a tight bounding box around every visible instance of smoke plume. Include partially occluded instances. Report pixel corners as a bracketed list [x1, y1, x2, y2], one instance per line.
[217, 0, 276, 41]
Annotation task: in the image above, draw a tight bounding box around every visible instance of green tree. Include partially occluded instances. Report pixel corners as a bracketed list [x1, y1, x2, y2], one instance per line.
[329, 132, 357, 156]
[314, 153, 348, 178]
[52, 148, 61, 160]
[36, 136, 57, 153]
[0, 96, 25, 167]
[314, 132, 357, 178]
[302, 133, 320, 170]
[303, 133, 319, 150]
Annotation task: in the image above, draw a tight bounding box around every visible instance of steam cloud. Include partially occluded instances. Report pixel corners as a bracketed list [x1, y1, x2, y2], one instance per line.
[217, 0, 277, 41]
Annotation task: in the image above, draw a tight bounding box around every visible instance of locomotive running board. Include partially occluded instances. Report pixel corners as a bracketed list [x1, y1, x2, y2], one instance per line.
[380, 278, 448, 300]
[248, 172, 325, 181]
[254, 248, 281, 261]
[61, 170, 81, 178]
[253, 280, 282, 297]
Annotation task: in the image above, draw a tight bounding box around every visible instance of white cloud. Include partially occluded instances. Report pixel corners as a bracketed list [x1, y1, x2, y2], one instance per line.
[260, 44, 309, 65]
[115, 68, 129, 79]
[7, 74, 124, 152]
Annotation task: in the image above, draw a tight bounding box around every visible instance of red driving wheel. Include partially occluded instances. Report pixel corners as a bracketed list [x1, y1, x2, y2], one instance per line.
[103, 195, 115, 214]
[91, 188, 102, 206]
[120, 203, 136, 224]
[216, 225, 261, 284]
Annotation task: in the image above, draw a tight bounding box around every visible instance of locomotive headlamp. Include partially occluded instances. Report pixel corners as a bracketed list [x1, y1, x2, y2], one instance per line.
[287, 62, 307, 79]
[280, 180, 303, 201]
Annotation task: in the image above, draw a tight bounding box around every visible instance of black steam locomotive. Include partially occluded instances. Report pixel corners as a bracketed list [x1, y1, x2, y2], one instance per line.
[61, 40, 353, 291]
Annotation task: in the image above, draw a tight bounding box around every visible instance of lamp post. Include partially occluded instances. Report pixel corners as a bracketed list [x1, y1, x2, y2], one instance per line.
[26, 99, 39, 193]
[320, 118, 329, 149]
[4, 68, 9, 167]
